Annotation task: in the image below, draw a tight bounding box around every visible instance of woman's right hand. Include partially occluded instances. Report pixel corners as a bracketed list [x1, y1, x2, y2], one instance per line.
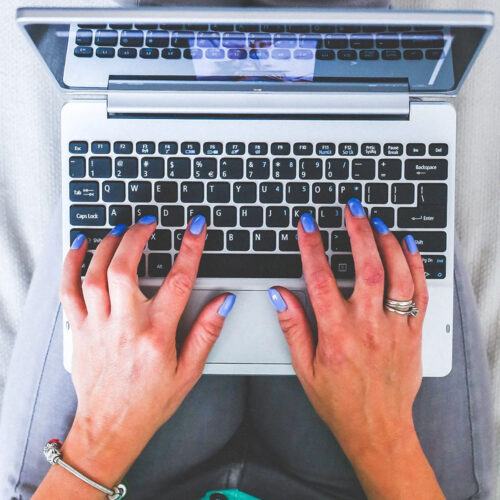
[269, 198, 444, 500]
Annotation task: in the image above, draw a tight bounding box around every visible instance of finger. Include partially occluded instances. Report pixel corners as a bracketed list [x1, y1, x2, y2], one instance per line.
[345, 198, 385, 309]
[371, 218, 414, 322]
[81, 224, 128, 317]
[402, 234, 429, 330]
[107, 215, 157, 308]
[297, 212, 346, 328]
[152, 215, 206, 328]
[59, 233, 88, 327]
[176, 293, 235, 384]
[267, 286, 314, 381]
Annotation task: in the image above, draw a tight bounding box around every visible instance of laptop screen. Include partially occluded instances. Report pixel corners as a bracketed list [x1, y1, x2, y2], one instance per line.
[18, 9, 492, 94]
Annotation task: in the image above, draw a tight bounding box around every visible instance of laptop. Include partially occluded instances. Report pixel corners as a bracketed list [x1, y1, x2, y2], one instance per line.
[17, 7, 493, 377]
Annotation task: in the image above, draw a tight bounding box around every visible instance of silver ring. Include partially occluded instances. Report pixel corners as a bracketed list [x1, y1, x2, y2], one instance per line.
[384, 297, 419, 317]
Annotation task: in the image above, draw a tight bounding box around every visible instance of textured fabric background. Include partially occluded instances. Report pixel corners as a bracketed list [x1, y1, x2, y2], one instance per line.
[0, 0, 498, 493]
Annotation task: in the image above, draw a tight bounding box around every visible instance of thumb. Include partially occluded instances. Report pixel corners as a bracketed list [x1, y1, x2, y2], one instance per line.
[268, 287, 315, 379]
[176, 293, 235, 383]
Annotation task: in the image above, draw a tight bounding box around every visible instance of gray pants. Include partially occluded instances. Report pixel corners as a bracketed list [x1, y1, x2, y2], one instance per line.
[0, 205, 494, 499]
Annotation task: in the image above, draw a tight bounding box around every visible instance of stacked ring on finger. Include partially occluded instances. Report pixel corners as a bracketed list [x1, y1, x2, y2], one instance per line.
[383, 297, 419, 317]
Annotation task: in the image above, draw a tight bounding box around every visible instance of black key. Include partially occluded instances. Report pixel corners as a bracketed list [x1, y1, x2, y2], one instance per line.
[247, 158, 270, 179]
[339, 143, 358, 156]
[350, 34, 373, 49]
[360, 49, 379, 60]
[338, 183, 362, 203]
[279, 230, 299, 251]
[393, 231, 447, 252]
[331, 254, 355, 279]
[315, 49, 335, 60]
[118, 48, 137, 58]
[253, 230, 276, 251]
[287, 25, 309, 33]
[299, 34, 322, 49]
[181, 142, 200, 155]
[193, 158, 217, 179]
[261, 24, 285, 33]
[378, 158, 402, 180]
[121, 30, 144, 47]
[134, 205, 158, 222]
[240, 206, 263, 227]
[115, 157, 138, 178]
[249, 142, 268, 155]
[292, 206, 315, 227]
[421, 255, 446, 279]
[69, 141, 88, 154]
[159, 142, 178, 155]
[406, 143, 426, 156]
[426, 49, 443, 60]
[266, 206, 289, 227]
[140, 48, 159, 59]
[405, 159, 448, 180]
[286, 182, 309, 204]
[203, 142, 223, 155]
[384, 143, 403, 156]
[312, 182, 335, 204]
[391, 183, 414, 204]
[136, 24, 159, 30]
[382, 49, 401, 60]
[162, 48, 181, 59]
[81, 252, 93, 276]
[167, 157, 191, 179]
[69, 157, 85, 178]
[102, 181, 125, 202]
[429, 143, 448, 156]
[70, 229, 107, 250]
[325, 34, 348, 49]
[260, 182, 283, 204]
[138, 255, 146, 277]
[370, 207, 394, 227]
[417, 183, 447, 206]
[146, 30, 170, 47]
[299, 158, 322, 179]
[207, 182, 230, 203]
[352, 159, 375, 180]
[226, 142, 245, 155]
[402, 32, 444, 49]
[271, 142, 290, 155]
[214, 206, 237, 227]
[293, 143, 313, 155]
[365, 183, 388, 204]
[220, 158, 243, 179]
[311, 25, 334, 34]
[318, 206, 342, 228]
[141, 157, 164, 178]
[233, 183, 256, 203]
[205, 230, 224, 251]
[74, 47, 93, 57]
[88, 157, 112, 178]
[148, 253, 172, 277]
[316, 143, 335, 156]
[69, 181, 98, 202]
[331, 231, 351, 252]
[398, 205, 447, 228]
[171, 228, 186, 250]
[273, 158, 296, 179]
[404, 49, 423, 60]
[136, 142, 155, 155]
[338, 50, 357, 60]
[95, 30, 118, 46]
[149, 230, 172, 250]
[326, 159, 349, 180]
[180, 182, 204, 203]
[76, 29, 93, 46]
[70, 205, 106, 226]
[361, 143, 381, 156]
[96, 47, 115, 58]
[338, 25, 361, 33]
[154, 182, 178, 203]
[114, 141, 133, 154]
[187, 206, 211, 226]
[227, 230, 250, 251]
[171, 31, 195, 48]
[109, 205, 132, 226]
[375, 33, 399, 48]
[197, 254, 302, 278]
[161, 205, 184, 227]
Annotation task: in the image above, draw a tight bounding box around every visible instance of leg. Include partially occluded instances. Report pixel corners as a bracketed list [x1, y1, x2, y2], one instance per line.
[0, 203, 247, 499]
[244, 241, 494, 499]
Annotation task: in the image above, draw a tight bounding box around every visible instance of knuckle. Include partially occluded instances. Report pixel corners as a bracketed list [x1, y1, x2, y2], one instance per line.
[308, 269, 334, 297]
[359, 262, 385, 287]
[318, 342, 345, 367]
[168, 271, 193, 298]
[279, 315, 303, 342]
[107, 261, 133, 285]
[199, 317, 222, 343]
[418, 290, 430, 308]
[82, 275, 106, 296]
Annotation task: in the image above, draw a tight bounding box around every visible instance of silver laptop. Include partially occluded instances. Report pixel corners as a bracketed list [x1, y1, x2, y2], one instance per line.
[17, 7, 493, 377]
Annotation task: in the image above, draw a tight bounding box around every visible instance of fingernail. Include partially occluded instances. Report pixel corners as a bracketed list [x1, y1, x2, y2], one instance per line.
[405, 234, 418, 254]
[109, 224, 127, 237]
[372, 217, 390, 235]
[71, 233, 86, 250]
[347, 198, 365, 218]
[218, 294, 236, 318]
[267, 288, 287, 312]
[300, 212, 316, 233]
[138, 215, 157, 225]
[189, 214, 206, 235]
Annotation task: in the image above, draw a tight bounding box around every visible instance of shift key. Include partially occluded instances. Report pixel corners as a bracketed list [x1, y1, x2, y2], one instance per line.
[398, 205, 446, 228]
[405, 159, 448, 180]
[70, 205, 106, 226]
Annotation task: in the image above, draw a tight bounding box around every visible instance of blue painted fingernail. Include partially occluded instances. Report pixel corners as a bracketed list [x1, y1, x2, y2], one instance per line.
[300, 212, 316, 233]
[71, 233, 86, 250]
[109, 224, 127, 237]
[372, 217, 390, 235]
[267, 288, 287, 312]
[138, 215, 157, 225]
[218, 294, 236, 318]
[189, 214, 206, 235]
[347, 198, 365, 218]
[405, 234, 418, 254]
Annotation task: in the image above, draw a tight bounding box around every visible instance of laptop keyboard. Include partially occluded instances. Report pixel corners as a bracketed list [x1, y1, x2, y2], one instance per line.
[68, 139, 448, 281]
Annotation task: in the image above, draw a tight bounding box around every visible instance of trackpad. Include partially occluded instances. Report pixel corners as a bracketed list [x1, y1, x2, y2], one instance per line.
[177, 289, 307, 365]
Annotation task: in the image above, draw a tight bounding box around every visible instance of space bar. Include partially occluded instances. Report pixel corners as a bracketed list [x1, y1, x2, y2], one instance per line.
[198, 254, 302, 278]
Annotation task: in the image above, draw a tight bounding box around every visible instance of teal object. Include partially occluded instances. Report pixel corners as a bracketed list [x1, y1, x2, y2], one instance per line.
[199, 489, 261, 500]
